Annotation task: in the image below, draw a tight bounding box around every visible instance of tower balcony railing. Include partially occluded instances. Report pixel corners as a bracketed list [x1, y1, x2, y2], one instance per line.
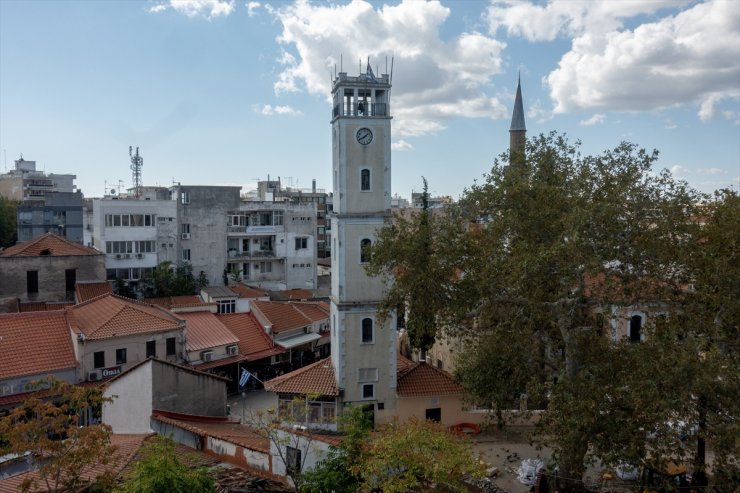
[332, 102, 388, 118]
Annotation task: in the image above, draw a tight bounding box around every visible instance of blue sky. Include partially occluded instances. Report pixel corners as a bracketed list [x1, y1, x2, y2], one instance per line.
[1, 0, 738, 200]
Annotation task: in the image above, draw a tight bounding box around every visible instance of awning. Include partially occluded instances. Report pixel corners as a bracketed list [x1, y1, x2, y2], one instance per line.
[276, 332, 321, 349]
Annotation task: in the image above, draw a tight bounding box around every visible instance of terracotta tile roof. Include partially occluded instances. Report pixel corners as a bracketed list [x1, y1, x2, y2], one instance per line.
[69, 293, 182, 340]
[193, 353, 248, 370]
[217, 313, 285, 361]
[17, 301, 74, 312]
[0, 233, 101, 257]
[151, 412, 269, 453]
[396, 361, 463, 398]
[179, 311, 240, 352]
[204, 286, 237, 298]
[0, 433, 148, 493]
[264, 358, 338, 396]
[251, 301, 316, 334]
[396, 354, 417, 377]
[143, 295, 214, 310]
[270, 288, 314, 301]
[229, 283, 269, 299]
[291, 302, 330, 323]
[75, 281, 113, 303]
[0, 311, 77, 380]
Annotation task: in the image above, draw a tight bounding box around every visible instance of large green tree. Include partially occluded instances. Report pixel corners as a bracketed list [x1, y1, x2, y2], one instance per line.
[0, 196, 19, 247]
[367, 133, 735, 491]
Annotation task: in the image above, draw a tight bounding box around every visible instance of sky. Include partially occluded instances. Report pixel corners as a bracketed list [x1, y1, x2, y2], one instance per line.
[1, 0, 738, 201]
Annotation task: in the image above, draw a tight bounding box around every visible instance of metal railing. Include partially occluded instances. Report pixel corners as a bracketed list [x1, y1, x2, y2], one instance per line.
[333, 102, 388, 118]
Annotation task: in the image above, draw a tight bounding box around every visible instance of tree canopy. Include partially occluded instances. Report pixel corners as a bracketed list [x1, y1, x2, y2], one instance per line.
[0, 196, 18, 248]
[367, 133, 739, 491]
[0, 379, 117, 493]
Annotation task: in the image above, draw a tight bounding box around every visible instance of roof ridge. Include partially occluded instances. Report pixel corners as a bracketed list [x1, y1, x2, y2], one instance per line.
[266, 357, 331, 386]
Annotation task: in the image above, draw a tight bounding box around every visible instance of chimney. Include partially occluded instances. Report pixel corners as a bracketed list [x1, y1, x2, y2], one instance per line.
[312, 179, 316, 194]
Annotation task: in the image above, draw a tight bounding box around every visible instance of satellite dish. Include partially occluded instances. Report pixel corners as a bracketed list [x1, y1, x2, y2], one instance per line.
[110, 189, 116, 195]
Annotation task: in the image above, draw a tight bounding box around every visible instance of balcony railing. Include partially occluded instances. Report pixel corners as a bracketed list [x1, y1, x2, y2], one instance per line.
[227, 250, 276, 259]
[332, 102, 388, 118]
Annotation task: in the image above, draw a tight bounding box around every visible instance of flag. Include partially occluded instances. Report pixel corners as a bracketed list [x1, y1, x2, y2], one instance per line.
[239, 368, 251, 388]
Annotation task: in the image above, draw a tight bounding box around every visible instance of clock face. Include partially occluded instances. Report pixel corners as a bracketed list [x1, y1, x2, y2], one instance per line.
[356, 127, 373, 145]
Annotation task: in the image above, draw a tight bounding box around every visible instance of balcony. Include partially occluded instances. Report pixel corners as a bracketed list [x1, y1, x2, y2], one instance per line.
[246, 225, 283, 234]
[227, 249, 276, 259]
[332, 102, 388, 119]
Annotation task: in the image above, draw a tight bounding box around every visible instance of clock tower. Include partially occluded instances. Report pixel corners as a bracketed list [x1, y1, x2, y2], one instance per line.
[330, 64, 396, 421]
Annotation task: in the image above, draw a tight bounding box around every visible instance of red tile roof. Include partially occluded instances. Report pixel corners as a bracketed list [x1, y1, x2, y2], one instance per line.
[17, 302, 74, 312]
[217, 313, 285, 361]
[264, 358, 338, 396]
[75, 281, 113, 303]
[229, 283, 269, 299]
[292, 302, 330, 323]
[396, 361, 463, 398]
[0, 311, 77, 380]
[251, 300, 325, 334]
[271, 288, 314, 301]
[0, 434, 148, 493]
[178, 311, 240, 352]
[68, 293, 182, 340]
[151, 412, 269, 453]
[143, 295, 214, 310]
[0, 233, 101, 257]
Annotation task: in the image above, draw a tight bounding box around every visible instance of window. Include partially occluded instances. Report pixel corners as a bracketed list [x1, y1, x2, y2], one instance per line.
[181, 223, 190, 234]
[629, 315, 642, 343]
[360, 168, 371, 191]
[166, 337, 176, 356]
[273, 210, 284, 226]
[360, 238, 372, 263]
[361, 318, 374, 343]
[182, 249, 191, 261]
[295, 237, 308, 250]
[361, 383, 375, 400]
[259, 213, 272, 226]
[116, 348, 127, 365]
[286, 446, 302, 476]
[181, 191, 190, 204]
[93, 351, 105, 369]
[26, 271, 38, 294]
[259, 261, 272, 273]
[65, 269, 76, 292]
[217, 299, 236, 314]
[146, 340, 156, 358]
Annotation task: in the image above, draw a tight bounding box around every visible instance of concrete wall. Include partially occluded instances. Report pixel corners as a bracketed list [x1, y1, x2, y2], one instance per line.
[0, 254, 105, 302]
[269, 429, 331, 484]
[152, 419, 202, 449]
[151, 360, 228, 416]
[0, 368, 77, 401]
[103, 362, 153, 434]
[206, 436, 270, 472]
[78, 329, 183, 381]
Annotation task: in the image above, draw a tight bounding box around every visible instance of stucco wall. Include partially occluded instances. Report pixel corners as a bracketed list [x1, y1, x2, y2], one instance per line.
[151, 361, 228, 416]
[103, 362, 153, 434]
[0, 254, 105, 302]
[269, 430, 331, 484]
[395, 394, 485, 427]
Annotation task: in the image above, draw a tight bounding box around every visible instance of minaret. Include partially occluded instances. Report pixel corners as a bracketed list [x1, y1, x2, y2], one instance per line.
[330, 62, 396, 423]
[509, 74, 526, 165]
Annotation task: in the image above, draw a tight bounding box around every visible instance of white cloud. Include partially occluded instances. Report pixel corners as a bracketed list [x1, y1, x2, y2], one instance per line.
[698, 167, 726, 175]
[579, 113, 605, 126]
[664, 118, 677, 129]
[246, 1, 261, 17]
[670, 164, 687, 176]
[270, 0, 507, 140]
[256, 104, 303, 116]
[526, 99, 553, 123]
[392, 139, 415, 151]
[490, 1, 740, 121]
[149, 0, 235, 19]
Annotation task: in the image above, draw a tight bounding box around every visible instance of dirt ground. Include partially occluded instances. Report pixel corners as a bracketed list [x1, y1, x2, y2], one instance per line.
[470, 427, 623, 493]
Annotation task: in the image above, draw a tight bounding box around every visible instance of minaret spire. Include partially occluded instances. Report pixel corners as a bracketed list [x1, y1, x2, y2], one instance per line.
[509, 73, 526, 165]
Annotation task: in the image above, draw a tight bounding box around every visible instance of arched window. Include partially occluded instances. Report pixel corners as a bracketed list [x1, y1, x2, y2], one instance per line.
[361, 318, 373, 343]
[629, 315, 642, 343]
[360, 238, 372, 263]
[360, 169, 371, 191]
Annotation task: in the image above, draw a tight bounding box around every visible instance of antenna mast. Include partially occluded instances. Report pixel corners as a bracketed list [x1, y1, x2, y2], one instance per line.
[129, 146, 143, 199]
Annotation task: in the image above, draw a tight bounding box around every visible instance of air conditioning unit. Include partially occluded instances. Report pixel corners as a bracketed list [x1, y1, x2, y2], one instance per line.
[181, 233, 191, 240]
[115, 254, 122, 259]
[88, 371, 101, 382]
[124, 253, 131, 259]
[136, 253, 144, 259]
[227, 345, 238, 356]
[202, 350, 213, 362]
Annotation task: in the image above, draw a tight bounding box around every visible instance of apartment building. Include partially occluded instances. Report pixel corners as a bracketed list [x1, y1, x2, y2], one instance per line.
[225, 201, 317, 291]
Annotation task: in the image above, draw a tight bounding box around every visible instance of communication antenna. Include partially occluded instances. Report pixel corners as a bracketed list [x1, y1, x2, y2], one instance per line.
[129, 146, 143, 199]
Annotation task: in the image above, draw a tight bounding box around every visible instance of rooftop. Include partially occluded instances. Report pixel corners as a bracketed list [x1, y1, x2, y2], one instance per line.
[251, 300, 327, 334]
[75, 281, 113, 303]
[264, 358, 338, 396]
[217, 312, 285, 361]
[0, 311, 77, 380]
[178, 311, 240, 352]
[0, 233, 101, 257]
